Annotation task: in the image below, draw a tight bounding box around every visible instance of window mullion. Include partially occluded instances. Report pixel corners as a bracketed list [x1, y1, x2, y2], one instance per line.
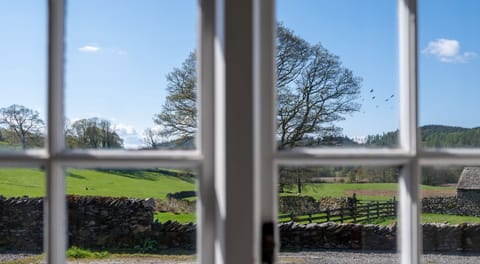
[253, 0, 276, 263]
[198, 0, 216, 263]
[214, 0, 255, 263]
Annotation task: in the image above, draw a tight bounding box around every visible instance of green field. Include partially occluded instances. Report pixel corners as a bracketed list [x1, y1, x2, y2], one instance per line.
[1, 169, 475, 225]
[282, 182, 455, 201]
[154, 212, 196, 223]
[0, 168, 196, 198]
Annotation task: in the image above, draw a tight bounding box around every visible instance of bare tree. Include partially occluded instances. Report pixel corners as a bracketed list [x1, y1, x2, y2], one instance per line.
[276, 25, 361, 149]
[0, 104, 45, 149]
[153, 24, 361, 149]
[143, 128, 161, 149]
[154, 52, 197, 142]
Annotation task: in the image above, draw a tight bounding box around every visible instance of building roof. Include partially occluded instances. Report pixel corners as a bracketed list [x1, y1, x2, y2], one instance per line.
[457, 167, 480, 190]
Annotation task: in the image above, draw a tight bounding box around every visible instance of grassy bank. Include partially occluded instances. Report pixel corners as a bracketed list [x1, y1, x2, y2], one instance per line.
[0, 168, 195, 198]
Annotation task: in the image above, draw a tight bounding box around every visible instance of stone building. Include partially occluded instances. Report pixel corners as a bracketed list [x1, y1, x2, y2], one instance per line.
[457, 167, 480, 202]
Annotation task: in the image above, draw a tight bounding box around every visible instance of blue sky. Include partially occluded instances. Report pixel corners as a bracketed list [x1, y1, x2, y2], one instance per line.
[1, 0, 479, 148]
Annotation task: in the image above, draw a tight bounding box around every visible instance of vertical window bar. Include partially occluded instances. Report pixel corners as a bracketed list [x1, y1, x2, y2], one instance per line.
[198, 0, 216, 263]
[398, 0, 420, 264]
[253, 0, 276, 263]
[47, 0, 66, 263]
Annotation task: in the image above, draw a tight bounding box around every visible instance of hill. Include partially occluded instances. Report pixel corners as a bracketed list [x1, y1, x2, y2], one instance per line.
[366, 125, 480, 148]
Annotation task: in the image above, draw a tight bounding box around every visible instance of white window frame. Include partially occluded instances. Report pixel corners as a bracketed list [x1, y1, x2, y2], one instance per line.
[2, 1, 479, 264]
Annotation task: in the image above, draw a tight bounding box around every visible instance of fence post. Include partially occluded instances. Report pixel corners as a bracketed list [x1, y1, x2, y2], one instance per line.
[326, 209, 330, 222]
[308, 213, 312, 223]
[340, 208, 344, 223]
[376, 201, 380, 219]
[393, 196, 397, 217]
[366, 203, 370, 222]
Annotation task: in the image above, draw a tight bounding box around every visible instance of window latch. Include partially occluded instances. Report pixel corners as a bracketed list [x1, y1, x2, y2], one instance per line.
[262, 222, 275, 264]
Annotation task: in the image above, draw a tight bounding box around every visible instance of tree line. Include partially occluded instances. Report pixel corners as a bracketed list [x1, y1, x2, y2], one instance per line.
[0, 104, 123, 149]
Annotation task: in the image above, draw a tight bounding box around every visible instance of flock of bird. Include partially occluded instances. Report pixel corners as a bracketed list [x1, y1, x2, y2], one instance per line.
[368, 88, 395, 110]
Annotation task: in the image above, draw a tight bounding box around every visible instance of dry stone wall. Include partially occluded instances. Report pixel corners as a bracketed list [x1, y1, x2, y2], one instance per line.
[280, 222, 480, 252]
[0, 196, 43, 251]
[0, 195, 195, 251]
[422, 196, 480, 217]
[2, 195, 480, 253]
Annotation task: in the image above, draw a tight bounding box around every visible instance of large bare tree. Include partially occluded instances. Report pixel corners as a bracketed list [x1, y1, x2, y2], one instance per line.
[0, 104, 44, 149]
[151, 24, 361, 149]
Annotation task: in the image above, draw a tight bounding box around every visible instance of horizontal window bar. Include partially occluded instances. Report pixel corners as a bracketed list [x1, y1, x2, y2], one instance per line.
[0, 150, 48, 165]
[420, 149, 480, 166]
[276, 148, 412, 166]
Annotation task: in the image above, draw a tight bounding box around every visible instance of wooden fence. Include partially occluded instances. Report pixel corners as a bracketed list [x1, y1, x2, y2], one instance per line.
[279, 197, 397, 224]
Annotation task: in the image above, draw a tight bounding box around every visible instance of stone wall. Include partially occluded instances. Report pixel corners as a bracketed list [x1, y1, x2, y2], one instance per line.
[2, 195, 480, 253]
[68, 196, 155, 249]
[0, 196, 43, 251]
[0, 196, 195, 251]
[280, 222, 480, 252]
[279, 222, 396, 251]
[279, 196, 348, 214]
[458, 190, 480, 204]
[422, 196, 480, 217]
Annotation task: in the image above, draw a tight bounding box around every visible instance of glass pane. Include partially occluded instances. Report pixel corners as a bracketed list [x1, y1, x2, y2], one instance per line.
[419, 0, 480, 148]
[0, 1, 47, 150]
[276, 0, 399, 150]
[65, 0, 196, 150]
[0, 167, 45, 262]
[421, 166, 480, 261]
[278, 165, 399, 259]
[66, 167, 196, 260]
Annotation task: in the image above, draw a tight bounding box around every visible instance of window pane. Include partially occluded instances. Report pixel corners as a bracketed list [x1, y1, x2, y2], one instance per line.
[421, 166, 480, 261]
[65, 0, 197, 150]
[276, 0, 399, 149]
[0, 167, 45, 261]
[278, 165, 399, 260]
[0, 1, 47, 150]
[419, 0, 480, 148]
[67, 167, 196, 260]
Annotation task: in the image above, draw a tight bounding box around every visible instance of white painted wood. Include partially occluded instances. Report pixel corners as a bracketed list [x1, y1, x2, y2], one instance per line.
[198, 0, 216, 263]
[253, 0, 276, 262]
[46, 1, 66, 263]
[214, 0, 256, 263]
[398, 0, 420, 263]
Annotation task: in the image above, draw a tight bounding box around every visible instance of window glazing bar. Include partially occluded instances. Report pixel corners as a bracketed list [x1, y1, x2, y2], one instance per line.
[398, 0, 420, 264]
[47, 0, 66, 263]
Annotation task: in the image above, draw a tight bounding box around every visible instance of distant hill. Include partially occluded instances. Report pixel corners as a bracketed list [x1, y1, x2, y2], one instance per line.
[365, 125, 480, 147]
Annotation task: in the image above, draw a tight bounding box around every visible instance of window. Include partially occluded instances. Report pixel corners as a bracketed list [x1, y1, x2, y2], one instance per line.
[2, 1, 479, 264]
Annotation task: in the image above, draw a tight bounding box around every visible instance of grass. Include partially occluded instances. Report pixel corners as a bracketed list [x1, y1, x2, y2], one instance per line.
[370, 214, 480, 226]
[421, 213, 480, 225]
[282, 182, 454, 201]
[0, 168, 195, 198]
[1, 252, 197, 264]
[154, 211, 196, 223]
[66, 246, 110, 258]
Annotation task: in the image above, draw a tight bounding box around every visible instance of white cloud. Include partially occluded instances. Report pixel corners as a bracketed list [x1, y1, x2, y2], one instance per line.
[78, 45, 101, 53]
[114, 123, 143, 149]
[422, 38, 477, 63]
